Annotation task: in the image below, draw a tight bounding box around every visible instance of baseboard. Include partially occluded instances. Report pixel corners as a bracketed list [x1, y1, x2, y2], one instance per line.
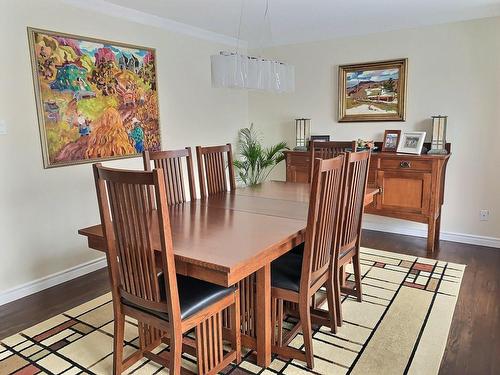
[362, 221, 500, 248]
[0, 256, 107, 307]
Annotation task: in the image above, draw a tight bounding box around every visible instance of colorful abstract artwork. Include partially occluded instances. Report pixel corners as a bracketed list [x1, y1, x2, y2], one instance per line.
[338, 58, 407, 122]
[28, 28, 161, 168]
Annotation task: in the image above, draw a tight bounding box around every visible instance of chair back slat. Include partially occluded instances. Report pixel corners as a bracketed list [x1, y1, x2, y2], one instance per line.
[310, 140, 356, 182]
[93, 164, 181, 325]
[143, 148, 196, 205]
[339, 151, 371, 252]
[301, 155, 345, 289]
[196, 144, 236, 198]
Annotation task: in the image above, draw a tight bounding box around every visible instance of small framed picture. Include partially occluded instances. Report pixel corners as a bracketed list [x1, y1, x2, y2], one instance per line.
[381, 130, 401, 152]
[397, 131, 426, 154]
[310, 135, 330, 142]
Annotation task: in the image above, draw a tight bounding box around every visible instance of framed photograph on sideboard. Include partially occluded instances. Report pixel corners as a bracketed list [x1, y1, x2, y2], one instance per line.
[397, 131, 426, 154]
[381, 130, 401, 152]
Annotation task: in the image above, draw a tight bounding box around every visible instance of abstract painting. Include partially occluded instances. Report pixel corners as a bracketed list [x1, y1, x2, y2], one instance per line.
[28, 28, 161, 168]
[338, 58, 407, 122]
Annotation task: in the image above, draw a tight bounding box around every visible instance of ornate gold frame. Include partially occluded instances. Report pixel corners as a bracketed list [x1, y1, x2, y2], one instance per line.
[27, 27, 161, 168]
[338, 58, 408, 122]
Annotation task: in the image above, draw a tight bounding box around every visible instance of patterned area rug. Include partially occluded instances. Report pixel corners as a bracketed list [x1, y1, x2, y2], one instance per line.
[0, 248, 465, 375]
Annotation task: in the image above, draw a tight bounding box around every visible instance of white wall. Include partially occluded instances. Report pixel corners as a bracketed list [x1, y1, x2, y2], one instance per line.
[1, 2, 498, 303]
[0, 0, 248, 298]
[249, 17, 500, 243]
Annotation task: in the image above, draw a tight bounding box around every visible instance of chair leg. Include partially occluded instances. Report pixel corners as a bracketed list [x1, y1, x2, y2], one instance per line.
[113, 311, 125, 375]
[277, 299, 284, 347]
[169, 330, 183, 375]
[334, 267, 343, 327]
[340, 265, 346, 287]
[298, 300, 314, 369]
[353, 254, 363, 302]
[325, 278, 338, 334]
[230, 295, 242, 364]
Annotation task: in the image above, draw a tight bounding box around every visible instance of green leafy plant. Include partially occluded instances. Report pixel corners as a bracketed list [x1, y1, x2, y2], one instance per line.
[233, 124, 288, 186]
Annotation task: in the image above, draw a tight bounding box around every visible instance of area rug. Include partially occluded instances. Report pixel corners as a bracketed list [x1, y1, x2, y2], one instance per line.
[0, 247, 465, 375]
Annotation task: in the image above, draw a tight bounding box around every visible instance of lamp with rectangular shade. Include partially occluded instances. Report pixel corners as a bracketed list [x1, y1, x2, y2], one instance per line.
[294, 118, 311, 151]
[428, 115, 448, 154]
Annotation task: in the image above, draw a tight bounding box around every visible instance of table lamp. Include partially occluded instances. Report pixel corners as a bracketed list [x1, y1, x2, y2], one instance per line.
[294, 118, 311, 151]
[428, 115, 448, 154]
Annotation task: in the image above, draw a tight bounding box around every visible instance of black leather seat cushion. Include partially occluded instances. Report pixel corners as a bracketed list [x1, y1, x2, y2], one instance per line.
[271, 249, 303, 292]
[290, 242, 304, 255]
[292, 242, 351, 258]
[122, 274, 235, 320]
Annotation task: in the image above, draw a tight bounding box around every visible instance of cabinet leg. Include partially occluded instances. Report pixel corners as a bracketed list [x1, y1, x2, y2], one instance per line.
[427, 218, 439, 253]
[434, 215, 441, 246]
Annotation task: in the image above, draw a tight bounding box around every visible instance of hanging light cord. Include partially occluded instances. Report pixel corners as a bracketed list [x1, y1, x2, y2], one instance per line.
[259, 0, 271, 58]
[236, 0, 244, 54]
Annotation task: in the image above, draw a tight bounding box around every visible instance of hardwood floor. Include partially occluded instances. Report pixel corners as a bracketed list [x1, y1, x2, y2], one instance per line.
[1, 230, 498, 374]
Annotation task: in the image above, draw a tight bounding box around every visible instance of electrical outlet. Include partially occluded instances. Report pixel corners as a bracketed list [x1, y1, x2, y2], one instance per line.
[0, 120, 6, 135]
[480, 209, 489, 221]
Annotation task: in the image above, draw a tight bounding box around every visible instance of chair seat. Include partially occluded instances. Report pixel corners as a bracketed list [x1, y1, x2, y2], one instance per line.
[271, 248, 303, 292]
[290, 242, 304, 255]
[122, 274, 235, 320]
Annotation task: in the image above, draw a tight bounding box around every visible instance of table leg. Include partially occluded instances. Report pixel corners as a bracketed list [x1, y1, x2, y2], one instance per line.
[256, 264, 271, 367]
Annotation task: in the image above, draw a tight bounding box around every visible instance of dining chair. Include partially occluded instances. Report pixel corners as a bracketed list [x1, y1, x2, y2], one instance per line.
[330, 150, 371, 328]
[309, 140, 356, 182]
[270, 155, 345, 369]
[93, 164, 241, 375]
[195, 143, 236, 198]
[143, 148, 196, 205]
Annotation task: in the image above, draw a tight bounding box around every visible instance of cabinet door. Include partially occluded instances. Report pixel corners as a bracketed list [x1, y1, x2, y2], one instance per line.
[286, 153, 311, 183]
[376, 170, 431, 215]
[287, 164, 310, 183]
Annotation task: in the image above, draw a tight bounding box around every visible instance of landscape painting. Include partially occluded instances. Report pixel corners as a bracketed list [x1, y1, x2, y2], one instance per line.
[28, 28, 161, 168]
[338, 58, 407, 122]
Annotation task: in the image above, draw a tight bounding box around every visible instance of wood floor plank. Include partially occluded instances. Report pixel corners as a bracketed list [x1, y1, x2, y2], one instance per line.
[0, 230, 498, 374]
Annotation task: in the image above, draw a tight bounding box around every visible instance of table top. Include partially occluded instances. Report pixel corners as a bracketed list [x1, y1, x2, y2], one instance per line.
[78, 181, 378, 286]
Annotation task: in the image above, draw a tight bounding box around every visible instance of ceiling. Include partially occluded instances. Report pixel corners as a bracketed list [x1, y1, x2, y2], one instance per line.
[101, 0, 500, 47]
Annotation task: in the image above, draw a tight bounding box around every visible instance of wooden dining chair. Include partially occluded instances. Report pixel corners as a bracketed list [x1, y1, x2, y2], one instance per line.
[143, 148, 196, 205]
[330, 150, 371, 328]
[309, 140, 356, 182]
[93, 164, 241, 375]
[195, 144, 236, 198]
[270, 155, 345, 369]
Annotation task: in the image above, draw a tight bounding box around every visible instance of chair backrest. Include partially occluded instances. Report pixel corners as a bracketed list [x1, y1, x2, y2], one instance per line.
[309, 140, 356, 182]
[338, 151, 371, 254]
[196, 143, 236, 198]
[93, 164, 182, 327]
[300, 155, 345, 292]
[143, 148, 196, 205]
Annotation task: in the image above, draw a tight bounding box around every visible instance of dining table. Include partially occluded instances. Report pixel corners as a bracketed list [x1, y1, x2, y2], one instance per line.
[78, 181, 379, 367]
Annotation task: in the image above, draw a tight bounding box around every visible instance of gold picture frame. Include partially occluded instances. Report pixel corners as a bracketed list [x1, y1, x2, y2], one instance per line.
[338, 58, 408, 122]
[28, 27, 161, 168]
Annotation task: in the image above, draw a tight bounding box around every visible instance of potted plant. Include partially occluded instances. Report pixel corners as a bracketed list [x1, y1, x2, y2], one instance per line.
[234, 124, 288, 186]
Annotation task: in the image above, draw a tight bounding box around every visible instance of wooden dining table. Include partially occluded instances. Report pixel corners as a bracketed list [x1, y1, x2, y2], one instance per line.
[78, 181, 379, 367]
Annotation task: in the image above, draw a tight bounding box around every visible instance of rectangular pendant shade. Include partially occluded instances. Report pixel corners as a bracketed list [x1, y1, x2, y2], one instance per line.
[211, 52, 295, 93]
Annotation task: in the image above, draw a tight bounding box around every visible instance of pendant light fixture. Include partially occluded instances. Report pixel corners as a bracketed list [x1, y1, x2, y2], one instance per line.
[211, 0, 295, 93]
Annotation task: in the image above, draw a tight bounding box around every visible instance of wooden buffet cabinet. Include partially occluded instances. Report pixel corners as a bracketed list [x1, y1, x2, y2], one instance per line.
[283, 144, 451, 252]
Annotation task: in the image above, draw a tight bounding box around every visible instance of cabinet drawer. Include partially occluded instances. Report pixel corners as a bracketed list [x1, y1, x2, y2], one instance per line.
[380, 158, 432, 172]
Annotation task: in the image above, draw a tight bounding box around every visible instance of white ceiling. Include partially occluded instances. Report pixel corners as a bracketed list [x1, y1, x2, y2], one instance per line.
[96, 0, 500, 47]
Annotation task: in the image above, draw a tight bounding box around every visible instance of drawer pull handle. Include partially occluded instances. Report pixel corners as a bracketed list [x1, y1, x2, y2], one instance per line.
[400, 161, 411, 168]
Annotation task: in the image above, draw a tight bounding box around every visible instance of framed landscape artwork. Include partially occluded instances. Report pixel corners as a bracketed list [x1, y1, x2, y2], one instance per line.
[28, 28, 161, 168]
[338, 58, 407, 122]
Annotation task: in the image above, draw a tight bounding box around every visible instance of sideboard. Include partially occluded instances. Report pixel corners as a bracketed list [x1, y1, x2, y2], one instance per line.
[283, 143, 451, 252]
